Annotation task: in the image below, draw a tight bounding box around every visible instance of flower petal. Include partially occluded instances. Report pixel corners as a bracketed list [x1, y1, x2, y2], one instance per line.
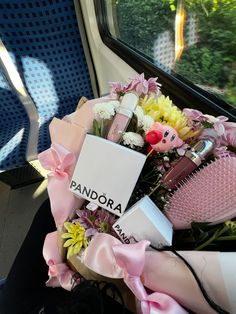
[64, 239, 75, 247]
[61, 232, 73, 239]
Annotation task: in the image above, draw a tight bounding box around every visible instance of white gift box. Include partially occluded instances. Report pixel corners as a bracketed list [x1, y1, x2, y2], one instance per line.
[112, 196, 173, 247]
[69, 134, 146, 216]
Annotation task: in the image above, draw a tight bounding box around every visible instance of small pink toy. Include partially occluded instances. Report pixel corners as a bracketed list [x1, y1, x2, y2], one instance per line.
[145, 122, 183, 152]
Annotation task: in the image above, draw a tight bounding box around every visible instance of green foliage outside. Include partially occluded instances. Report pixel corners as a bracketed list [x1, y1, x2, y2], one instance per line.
[114, 0, 174, 56]
[113, 0, 236, 107]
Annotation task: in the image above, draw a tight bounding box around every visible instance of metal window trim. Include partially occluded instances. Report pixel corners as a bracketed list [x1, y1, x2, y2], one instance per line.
[74, 0, 99, 98]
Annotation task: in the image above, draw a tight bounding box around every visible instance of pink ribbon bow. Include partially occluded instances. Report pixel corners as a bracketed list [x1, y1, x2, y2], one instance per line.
[43, 231, 77, 291]
[83, 233, 188, 314]
[38, 143, 78, 229]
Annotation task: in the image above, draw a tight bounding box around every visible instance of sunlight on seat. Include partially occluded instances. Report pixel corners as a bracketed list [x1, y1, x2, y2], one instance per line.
[22, 56, 59, 115]
[0, 128, 24, 159]
[32, 179, 48, 200]
[0, 42, 27, 97]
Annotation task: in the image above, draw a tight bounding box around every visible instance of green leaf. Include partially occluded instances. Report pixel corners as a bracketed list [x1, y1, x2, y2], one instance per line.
[201, 121, 214, 129]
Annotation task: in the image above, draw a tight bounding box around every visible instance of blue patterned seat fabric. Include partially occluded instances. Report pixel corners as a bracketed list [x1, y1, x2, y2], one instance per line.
[0, 69, 30, 170]
[0, 0, 94, 171]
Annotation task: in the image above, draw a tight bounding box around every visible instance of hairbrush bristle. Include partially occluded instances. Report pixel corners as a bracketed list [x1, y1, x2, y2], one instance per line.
[164, 157, 236, 229]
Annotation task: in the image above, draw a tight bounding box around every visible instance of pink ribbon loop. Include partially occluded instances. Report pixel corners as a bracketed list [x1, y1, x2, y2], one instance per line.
[83, 233, 188, 314]
[39, 143, 75, 175]
[113, 240, 150, 276]
[38, 143, 77, 229]
[43, 231, 77, 291]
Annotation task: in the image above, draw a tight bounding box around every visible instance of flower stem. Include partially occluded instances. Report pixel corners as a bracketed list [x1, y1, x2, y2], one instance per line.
[195, 225, 229, 250]
[100, 120, 104, 137]
[146, 148, 154, 158]
[148, 181, 162, 196]
[216, 235, 236, 241]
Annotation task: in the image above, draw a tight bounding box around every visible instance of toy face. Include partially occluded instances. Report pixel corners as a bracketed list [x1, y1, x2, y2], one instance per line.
[146, 122, 183, 152]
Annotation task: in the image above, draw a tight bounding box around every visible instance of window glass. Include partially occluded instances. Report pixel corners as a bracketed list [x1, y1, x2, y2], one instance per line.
[105, 0, 236, 108]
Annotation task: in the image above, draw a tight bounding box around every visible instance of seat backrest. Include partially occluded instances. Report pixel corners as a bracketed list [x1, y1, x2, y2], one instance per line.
[0, 68, 30, 170]
[0, 0, 94, 158]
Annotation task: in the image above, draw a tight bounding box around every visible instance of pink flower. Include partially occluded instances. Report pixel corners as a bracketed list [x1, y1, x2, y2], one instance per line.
[184, 109, 236, 138]
[74, 209, 97, 237]
[220, 129, 236, 147]
[109, 73, 161, 98]
[199, 128, 218, 142]
[74, 208, 117, 237]
[183, 108, 205, 122]
[224, 121, 236, 133]
[94, 209, 117, 234]
[176, 143, 189, 156]
[110, 81, 127, 97]
[204, 115, 229, 137]
[126, 73, 161, 96]
[198, 128, 236, 158]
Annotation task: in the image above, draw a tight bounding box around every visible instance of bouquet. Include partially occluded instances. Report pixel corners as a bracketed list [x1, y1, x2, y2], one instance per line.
[39, 73, 236, 314]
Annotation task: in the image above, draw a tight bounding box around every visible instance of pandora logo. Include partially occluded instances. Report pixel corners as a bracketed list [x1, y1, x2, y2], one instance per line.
[113, 224, 130, 244]
[70, 181, 122, 214]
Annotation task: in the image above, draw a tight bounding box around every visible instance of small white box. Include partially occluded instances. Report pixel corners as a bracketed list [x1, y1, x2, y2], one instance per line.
[112, 196, 173, 247]
[70, 134, 146, 216]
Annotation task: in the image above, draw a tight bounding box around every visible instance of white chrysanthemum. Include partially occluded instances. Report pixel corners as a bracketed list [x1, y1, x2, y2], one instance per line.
[142, 115, 154, 132]
[122, 132, 144, 149]
[93, 101, 119, 120]
[134, 106, 144, 127]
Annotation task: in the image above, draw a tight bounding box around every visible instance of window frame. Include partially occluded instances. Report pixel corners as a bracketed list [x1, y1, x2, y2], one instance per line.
[94, 0, 236, 122]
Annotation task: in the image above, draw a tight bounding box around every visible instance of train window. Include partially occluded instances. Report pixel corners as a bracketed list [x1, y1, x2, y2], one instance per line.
[102, 0, 236, 110]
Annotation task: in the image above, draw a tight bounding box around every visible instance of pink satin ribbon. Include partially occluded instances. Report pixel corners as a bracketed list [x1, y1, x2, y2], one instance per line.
[38, 143, 77, 229]
[43, 231, 77, 291]
[83, 233, 188, 314]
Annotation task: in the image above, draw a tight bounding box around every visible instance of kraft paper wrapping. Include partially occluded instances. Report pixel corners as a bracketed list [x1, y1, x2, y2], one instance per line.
[49, 118, 87, 163]
[49, 96, 115, 167]
[48, 97, 111, 219]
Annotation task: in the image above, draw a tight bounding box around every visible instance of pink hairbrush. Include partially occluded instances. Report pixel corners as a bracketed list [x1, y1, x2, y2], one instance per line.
[164, 157, 236, 229]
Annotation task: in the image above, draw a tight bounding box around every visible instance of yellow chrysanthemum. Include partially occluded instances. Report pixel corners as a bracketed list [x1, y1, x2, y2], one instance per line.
[140, 95, 199, 140]
[62, 221, 88, 258]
